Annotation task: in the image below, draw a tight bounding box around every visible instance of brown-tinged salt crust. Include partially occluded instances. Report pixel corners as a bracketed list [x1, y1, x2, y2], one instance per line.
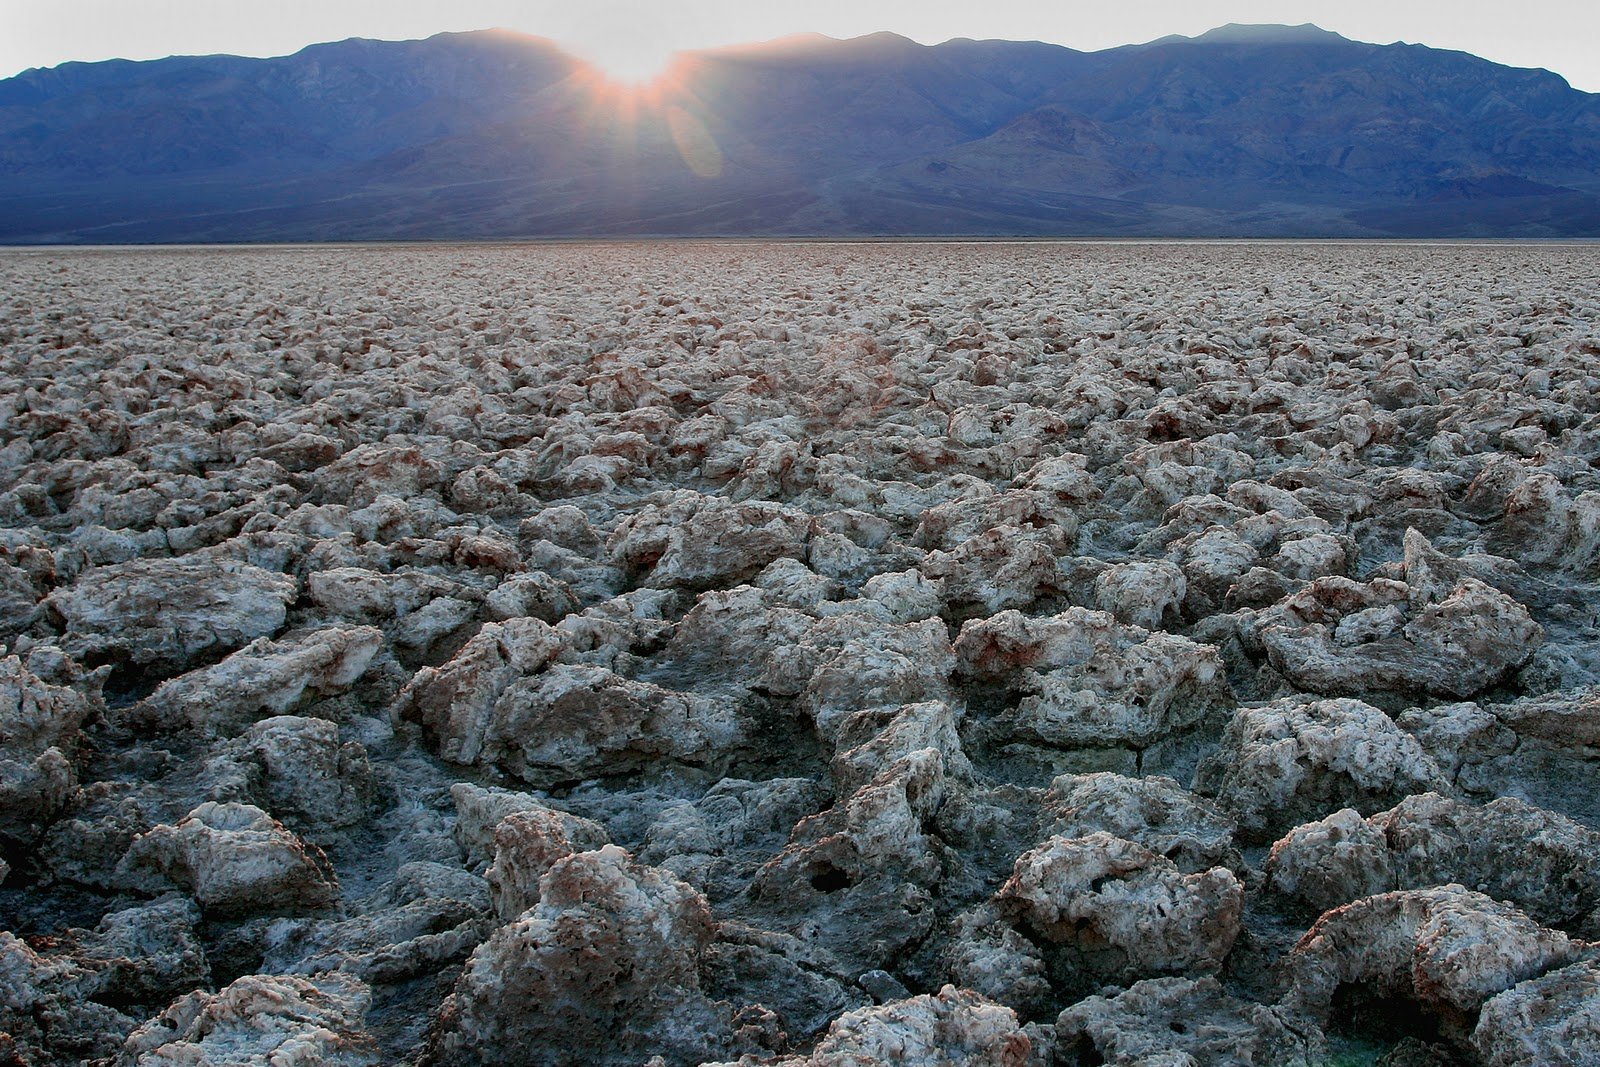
[1, 241, 1599, 1066]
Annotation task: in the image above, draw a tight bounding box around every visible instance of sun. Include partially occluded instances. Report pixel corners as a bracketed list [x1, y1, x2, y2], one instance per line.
[578, 40, 680, 87]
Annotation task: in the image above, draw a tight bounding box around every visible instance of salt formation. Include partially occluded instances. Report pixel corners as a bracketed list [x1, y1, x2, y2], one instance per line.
[2, 242, 1599, 1065]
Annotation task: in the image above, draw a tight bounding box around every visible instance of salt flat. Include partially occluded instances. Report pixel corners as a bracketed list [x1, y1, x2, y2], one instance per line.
[2, 242, 1599, 1065]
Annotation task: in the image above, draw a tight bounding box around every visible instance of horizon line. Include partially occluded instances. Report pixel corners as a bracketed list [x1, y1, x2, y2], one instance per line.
[1, 21, 1584, 94]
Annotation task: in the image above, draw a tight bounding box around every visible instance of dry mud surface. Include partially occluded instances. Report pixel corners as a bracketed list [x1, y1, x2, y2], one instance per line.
[2, 241, 1600, 1066]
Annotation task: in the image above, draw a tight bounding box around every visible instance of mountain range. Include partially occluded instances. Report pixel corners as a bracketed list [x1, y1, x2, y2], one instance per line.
[3, 23, 1600, 241]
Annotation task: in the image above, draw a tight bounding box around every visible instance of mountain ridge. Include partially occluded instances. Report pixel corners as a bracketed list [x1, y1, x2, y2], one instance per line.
[3, 24, 1599, 241]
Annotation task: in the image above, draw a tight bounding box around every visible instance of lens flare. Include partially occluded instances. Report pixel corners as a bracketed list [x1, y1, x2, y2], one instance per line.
[666, 105, 723, 178]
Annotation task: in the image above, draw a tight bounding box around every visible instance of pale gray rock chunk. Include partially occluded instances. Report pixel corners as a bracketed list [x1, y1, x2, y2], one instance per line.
[390, 617, 565, 764]
[1253, 536, 1542, 698]
[1174, 525, 1260, 605]
[1332, 603, 1406, 645]
[313, 442, 445, 509]
[449, 464, 526, 514]
[807, 530, 882, 584]
[805, 985, 1033, 1066]
[303, 567, 394, 622]
[119, 801, 339, 917]
[427, 844, 738, 1067]
[449, 781, 607, 870]
[1123, 463, 1228, 517]
[58, 524, 171, 571]
[1265, 793, 1600, 926]
[521, 539, 629, 605]
[483, 571, 579, 623]
[912, 489, 1078, 552]
[1400, 689, 1600, 825]
[1093, 560, 1186, 630]
[552, 587, 681, 668]
[430, 527, 524, 576]
[1493, 473, 1600, 573]
[0, 554, 44, 639]
[1041, 772, 1240, 873]
[466, 663, 740, 785]
[306, 566, 462, 621]
[750, 751, 952, 975]
[115, 972, 380, 1066]
[0, 930, 136, 1065]
[1015, 452, 1100, 505]
[138, 626, 383, 737]
[1056, 976, 1327, 1066]
[1457, 454, 1531, 521]
[1265, 808, 1393, 911]
[549, 451, 638, 493]
[608, 492, 811, 590]
[942, 904, 1053, 1019]
[1471, 959, 1600, 1067]
[654, 585, 816, 691]
[702, 986, 1034, 1067]
[343, 492, 454, 545]
[0, 652, 97, 844]
[438, 529, 528, 577]
[1195, 697, 1449, 844]
[869, 476, 980, 527]
[1395, 700, 1518, 782]
[996, 832, 1244, 982]
[254, 430, 341, 473]
[1281, 886, 1576, 1031]
[922, 525, 1069, 615]
[816, 504, 897, 553]
[1392, 531, 1579, 621]
[389, 595, 479, 661]
[53, 896, 210, 1007]
[1268, 531, 1351, 581]
[519, 504, 603, 555]
[955, 608, 1229, 750]
[203, 715, 375, 832]
[1399, 527, 1474, 607]
[754, 556, 837, 610]
[488, 805, 612, 920]
[1486, 683, 1600, 747]
[798, 616, 956, 743]
[1227, 480, 1318, 524]
[46, 557, 297, 671]
[1137, 494, 1249, 550]
[830, 700, 971, 797]
[860, 568, 943, 622]
[1225, 565, 1298, 611]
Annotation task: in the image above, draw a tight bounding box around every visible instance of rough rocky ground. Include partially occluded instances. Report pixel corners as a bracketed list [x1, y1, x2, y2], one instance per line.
[2, 241, 1599, 1066]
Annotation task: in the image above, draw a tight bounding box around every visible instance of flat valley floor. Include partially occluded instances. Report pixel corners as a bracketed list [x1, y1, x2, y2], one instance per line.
[2, 242, 1600, 1066]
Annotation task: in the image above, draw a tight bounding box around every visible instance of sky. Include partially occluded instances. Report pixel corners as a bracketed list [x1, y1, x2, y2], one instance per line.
[3, 0, 1599, 92]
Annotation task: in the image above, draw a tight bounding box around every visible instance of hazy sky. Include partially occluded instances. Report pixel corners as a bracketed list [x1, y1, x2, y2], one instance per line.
[4, 0, 1599, 91]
